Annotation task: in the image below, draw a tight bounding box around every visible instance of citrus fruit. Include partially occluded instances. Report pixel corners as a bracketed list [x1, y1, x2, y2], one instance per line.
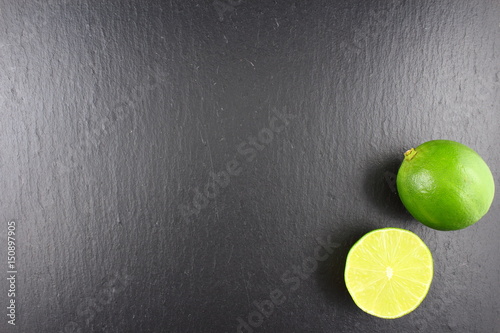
[396, 140, 495, 231]
[344, 228, 433, 319]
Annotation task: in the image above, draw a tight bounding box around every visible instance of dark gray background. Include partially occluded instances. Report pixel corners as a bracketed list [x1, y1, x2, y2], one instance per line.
[1, 0, 499, 332]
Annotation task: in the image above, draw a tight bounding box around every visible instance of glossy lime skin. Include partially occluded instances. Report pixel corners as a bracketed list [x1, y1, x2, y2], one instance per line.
[396, 140, 495, 230]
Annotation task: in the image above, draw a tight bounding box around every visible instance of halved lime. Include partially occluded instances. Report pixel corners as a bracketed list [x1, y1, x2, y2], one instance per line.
[344, 228, 433, 319]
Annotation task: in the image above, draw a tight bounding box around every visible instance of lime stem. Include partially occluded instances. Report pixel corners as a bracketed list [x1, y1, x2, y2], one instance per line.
[404, 148, 417, 161]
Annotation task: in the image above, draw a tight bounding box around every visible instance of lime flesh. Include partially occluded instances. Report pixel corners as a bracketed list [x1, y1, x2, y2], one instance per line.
[344, 228, 433, 319]
[396, 140, 495, 231]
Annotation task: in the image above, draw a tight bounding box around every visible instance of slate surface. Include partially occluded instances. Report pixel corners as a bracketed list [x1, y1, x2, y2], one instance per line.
[1, 0, 499, 332]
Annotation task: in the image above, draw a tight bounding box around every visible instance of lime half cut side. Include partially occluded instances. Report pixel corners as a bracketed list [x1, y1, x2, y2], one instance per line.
[344, 228, 433, 319]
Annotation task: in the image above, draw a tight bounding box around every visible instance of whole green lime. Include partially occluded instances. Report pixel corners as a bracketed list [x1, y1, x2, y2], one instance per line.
[396, 140, 495, 230]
